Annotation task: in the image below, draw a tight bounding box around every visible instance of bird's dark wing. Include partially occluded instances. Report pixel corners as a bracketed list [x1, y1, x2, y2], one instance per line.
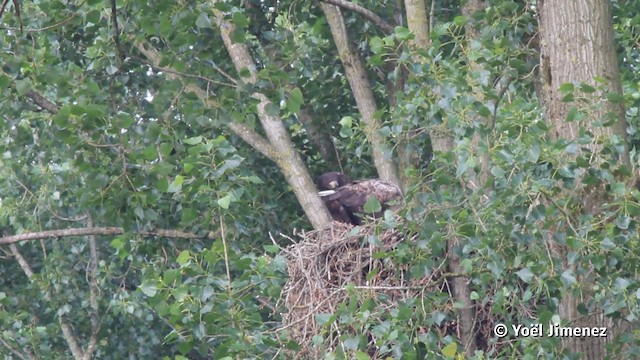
[323, 179, 402, 215]
[322, 198, 360, 225]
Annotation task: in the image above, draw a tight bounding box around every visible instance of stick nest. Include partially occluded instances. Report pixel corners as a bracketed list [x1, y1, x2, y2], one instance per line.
[278, 218, 444, 356]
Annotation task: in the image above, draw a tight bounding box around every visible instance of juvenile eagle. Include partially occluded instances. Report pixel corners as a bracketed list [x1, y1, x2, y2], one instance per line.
[316, 172, 402, 225]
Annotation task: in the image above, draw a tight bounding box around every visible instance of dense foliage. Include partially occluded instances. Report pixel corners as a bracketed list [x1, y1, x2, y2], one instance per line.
[2, 0, 640, 359]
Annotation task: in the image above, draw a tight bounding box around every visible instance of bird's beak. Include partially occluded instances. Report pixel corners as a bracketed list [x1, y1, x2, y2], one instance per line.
[318, 190, 336, 197]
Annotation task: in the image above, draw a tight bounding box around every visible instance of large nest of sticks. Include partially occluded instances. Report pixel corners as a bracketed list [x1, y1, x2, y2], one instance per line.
[277, 218, 533, 357]
[277, 218, 444, 357]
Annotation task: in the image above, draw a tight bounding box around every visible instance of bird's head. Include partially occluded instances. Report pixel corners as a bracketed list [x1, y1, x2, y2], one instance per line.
[316, 172, 351, 191]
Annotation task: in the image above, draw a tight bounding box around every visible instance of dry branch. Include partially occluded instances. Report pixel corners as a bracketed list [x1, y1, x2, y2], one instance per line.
[0, 227, 217, 245]
[319, 0, 394, 34]
[82, 215, 100, 360]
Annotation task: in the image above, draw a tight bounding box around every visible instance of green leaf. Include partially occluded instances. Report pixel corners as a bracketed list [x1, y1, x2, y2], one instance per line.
[163, 269, 180, 284]
[111, 236, 125, 250]
[157, 178, 169, 192]
[558, 83, 574, 93]
[453, 15, 467, 26]
[195, 13, 212, 28]
[287, 87, 303, 113]
[168, 176, 184, 193]
[566, 106, 578, 122]
[606, 92, 624, 103]
[183, 136, 203, 145]
[394, 26, 414, 40]
[578, 83, 596, 93]
[231, 12, 250, 27]
[15, 79, 32, 96]
[363, 197, 382, 213]
[176, 250, 191, 265]
[0, 74, 10, 88]
[218, 195, 231, 209]
[369, 36, 384, 54]
[181, 208, 198, 224]
[516, 267, 534, 282]
[134, 206, 145, 219]
[561, 269, 577, 286]
[139, 280, 159, 297]
[478, 105, 492, 117]
[315, 313, 334, 326]
[441, 342, 457, 358]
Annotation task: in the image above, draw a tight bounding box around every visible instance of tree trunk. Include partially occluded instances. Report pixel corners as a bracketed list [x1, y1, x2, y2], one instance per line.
[404, 0, 479, 354]
[320, 3, 401, 188]
[539, 0, 630, 358]
[540, 0, 628, 163]
[405, 0, 430, 49]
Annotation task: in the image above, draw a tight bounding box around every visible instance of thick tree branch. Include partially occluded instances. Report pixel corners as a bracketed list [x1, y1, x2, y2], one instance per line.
[60, 321, 84, 360]
[212, 4, 334, 229]
[0, 227, 217, 245]
[319, 0, 394, 34]
[320, 3, 401, 188]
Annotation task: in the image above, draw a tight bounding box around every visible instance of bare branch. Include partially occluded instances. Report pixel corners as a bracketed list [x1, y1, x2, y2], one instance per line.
[9, 244, 34, 277]
[26, 90, 58, 114]
[82, 215, 100, 360]
[109, 0, 125, 60]
[60, 321, 84, 360]
[0, 227, 218, 245]
[319, 0, 394, 34]
[219, 215, 231, 288]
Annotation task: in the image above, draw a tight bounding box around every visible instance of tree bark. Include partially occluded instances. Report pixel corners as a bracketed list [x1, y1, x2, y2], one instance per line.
[320, 3, 402, 188]
[539, 0, 630, 358]
[405, 0, 430, 49]
[540, 0, 628, 165]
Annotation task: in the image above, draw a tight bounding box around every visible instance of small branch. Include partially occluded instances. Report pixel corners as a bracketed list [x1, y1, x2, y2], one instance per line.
[109, 0, 126, 60]
[319, 0, 394, 34]
[9, 244, 35, 277]
[82, 215, 100, 360]
[26, 91, 58, 114]
[429, 0, 435, 34]
[136, 41, 237, 88]
[219, 215, 231, 289]
[0, 227, 218, 245]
